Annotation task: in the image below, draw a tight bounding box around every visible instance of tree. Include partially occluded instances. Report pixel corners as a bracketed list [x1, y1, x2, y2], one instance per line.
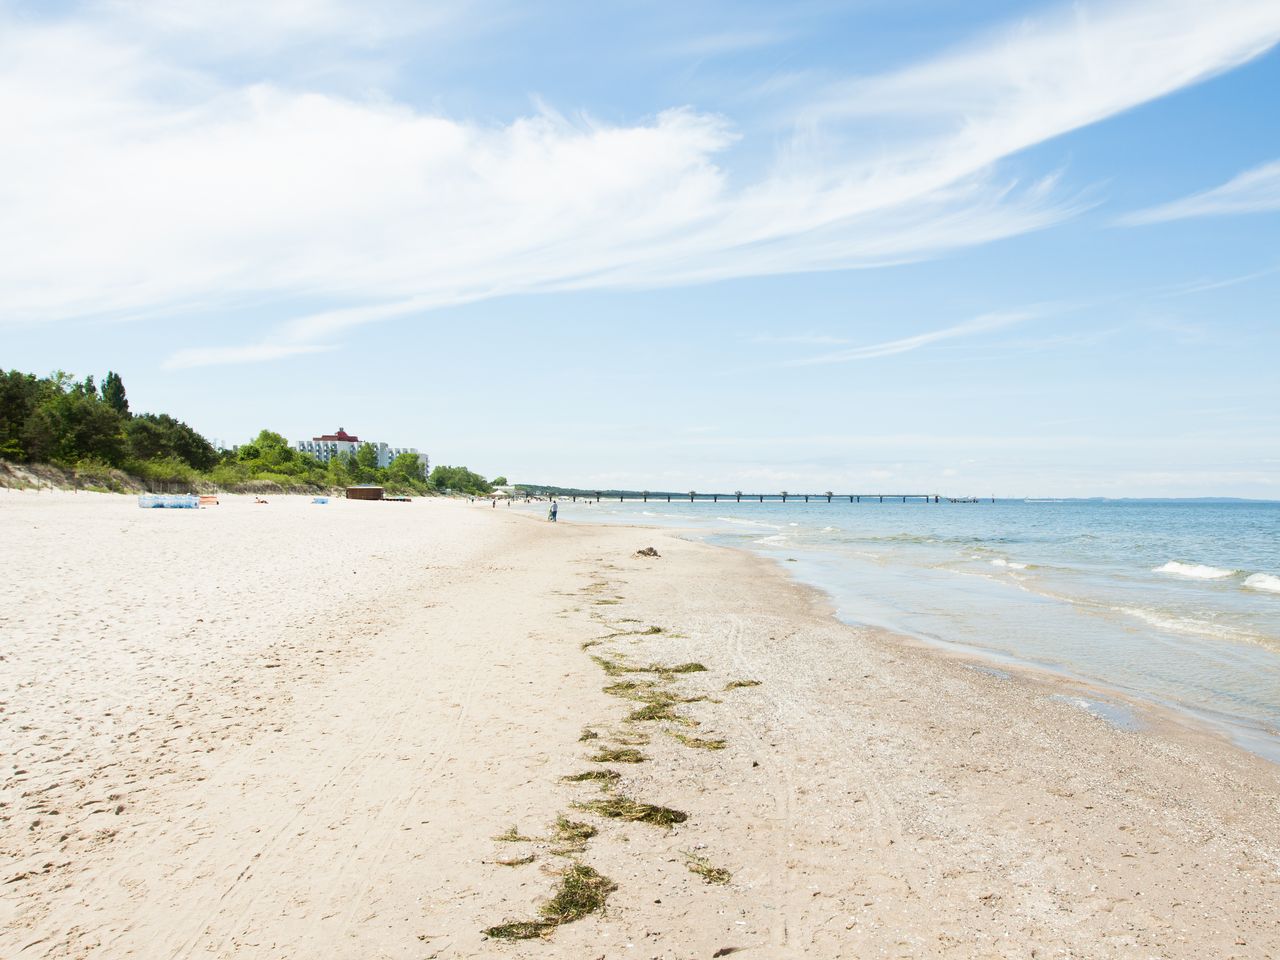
[326, 452, 352, 487]
[51, 390, 127, 465]
[0, 370, 50, 460]
[388, 452, 426, 483]
[126, 413, 217, 470]
[491, 475, 508, 486]
[429, 465, 492, 496]
[102, 371, 129, 416]
[350, 443, 380, 483]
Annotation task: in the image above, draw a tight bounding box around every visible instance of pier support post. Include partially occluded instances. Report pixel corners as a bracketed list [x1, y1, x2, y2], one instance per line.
[804, 495, 809, 502]
[879, 496, 883, 503]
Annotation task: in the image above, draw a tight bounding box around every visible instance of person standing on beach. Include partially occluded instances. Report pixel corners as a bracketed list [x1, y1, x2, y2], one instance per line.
[549, 500, 558, 522]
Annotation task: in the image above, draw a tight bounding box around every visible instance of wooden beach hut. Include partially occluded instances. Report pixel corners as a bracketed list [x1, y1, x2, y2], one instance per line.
[346, 485, 384, 501]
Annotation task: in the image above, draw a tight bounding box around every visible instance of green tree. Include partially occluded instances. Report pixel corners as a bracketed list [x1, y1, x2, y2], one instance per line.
[326, 452, 353, 487]
[388, 452, 426, 483]
[0, 369, 51, 460]
[491, 475, 508, 486]
[350, 443, 380, 483]
[125, 413, 217, 470]
[429, 465, 492, 496]
[102, 371, 129, 416]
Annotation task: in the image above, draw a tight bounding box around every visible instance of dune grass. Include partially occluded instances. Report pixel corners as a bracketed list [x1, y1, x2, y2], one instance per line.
[576, 794, 688, 827]
[685, 851, 732, 884]
[589, 746, 647, 763]
[669, 731, 727, 750]
[484, 863, 617, 941]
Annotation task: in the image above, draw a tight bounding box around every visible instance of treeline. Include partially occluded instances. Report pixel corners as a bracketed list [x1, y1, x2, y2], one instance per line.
[0, 368, 496, 496]
[516, 484, 685, 498]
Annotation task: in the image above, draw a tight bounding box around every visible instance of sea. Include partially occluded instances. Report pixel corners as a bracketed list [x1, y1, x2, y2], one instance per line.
[517, 497, 1280, 762]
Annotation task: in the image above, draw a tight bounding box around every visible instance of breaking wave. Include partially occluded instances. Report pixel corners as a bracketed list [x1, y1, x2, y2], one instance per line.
[1244, 573, 1280, 595]
[1154, 561, 1237, 580]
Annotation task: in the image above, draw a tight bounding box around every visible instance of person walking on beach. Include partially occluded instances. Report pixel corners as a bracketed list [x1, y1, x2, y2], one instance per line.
[549, 500, 558, 522]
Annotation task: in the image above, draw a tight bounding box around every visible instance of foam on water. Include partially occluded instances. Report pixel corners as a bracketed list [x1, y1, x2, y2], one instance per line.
[991, 557, 1028, 569]
[1245, 573, 1280, 595]
[1114, 606, 1264, 646]
[1155, 561, 1237, 580]
[716, 517, 783, 530]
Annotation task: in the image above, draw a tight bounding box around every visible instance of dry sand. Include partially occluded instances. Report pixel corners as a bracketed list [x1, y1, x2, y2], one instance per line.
[2, 491, 1278, 959]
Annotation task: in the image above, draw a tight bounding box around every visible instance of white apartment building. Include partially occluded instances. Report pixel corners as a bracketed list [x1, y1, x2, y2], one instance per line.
[295, 428, 429, 472]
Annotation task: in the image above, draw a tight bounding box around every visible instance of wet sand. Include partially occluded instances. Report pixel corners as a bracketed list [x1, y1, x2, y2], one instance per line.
[2, 491, 1278, 958]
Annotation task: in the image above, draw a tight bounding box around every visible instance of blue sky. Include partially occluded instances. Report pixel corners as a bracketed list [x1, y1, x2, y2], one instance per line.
[3, 0, 1278, 496]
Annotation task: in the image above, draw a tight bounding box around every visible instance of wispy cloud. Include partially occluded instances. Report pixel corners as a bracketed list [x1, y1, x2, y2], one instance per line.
[1118, 158, 1280, 225]
[787, 311, 1037, 365]
[664, 29, 790, 59]
[1, 0, 1278, 367]
[1157, 263, 1280, 296]
[163, 341, 335, 369]
[750, 333, 853, 346]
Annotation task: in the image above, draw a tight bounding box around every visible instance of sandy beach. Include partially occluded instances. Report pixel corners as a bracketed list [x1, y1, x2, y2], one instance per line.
[2, 492, 1278, 959]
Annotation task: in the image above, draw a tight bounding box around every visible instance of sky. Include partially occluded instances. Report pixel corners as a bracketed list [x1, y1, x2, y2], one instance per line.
[3, 0, 1279, 497]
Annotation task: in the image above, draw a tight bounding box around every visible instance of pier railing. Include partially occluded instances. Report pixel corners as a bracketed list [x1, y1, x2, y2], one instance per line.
[539, 492, 991, 504]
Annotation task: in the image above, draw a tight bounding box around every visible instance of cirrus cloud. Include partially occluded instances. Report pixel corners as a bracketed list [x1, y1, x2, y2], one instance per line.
[1, 0, 1278, 367]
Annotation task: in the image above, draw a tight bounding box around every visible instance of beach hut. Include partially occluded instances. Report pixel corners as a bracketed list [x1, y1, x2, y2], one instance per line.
[346, 485, 384, 501]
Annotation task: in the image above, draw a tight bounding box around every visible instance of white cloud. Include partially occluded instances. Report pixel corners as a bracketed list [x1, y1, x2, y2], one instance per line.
[163, 341, 335, 369]
[1, 0, 1278, 366]
[1118, 159, 1280, 225]
[787, 311, 1037, 365]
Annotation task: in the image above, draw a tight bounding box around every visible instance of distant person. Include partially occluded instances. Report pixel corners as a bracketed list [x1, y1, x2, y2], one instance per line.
[549, 501, 558, 522]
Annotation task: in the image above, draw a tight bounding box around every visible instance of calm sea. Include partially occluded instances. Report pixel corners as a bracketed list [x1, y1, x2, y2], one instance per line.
[519, 498, 1280, 761]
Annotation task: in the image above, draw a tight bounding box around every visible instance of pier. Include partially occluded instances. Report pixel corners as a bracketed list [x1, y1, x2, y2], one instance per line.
[549, 492, 995, 504]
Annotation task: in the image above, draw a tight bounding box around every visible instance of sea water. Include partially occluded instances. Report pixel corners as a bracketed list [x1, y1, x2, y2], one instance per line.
[520, 498, 1280, 761]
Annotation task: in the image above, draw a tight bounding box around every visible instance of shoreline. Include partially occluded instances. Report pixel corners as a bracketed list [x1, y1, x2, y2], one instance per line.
[3, 493, 1279, 957]
[539, 502, 1280, 766]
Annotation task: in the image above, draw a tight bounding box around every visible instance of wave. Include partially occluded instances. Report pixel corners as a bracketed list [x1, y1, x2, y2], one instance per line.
[753, 535, 787, 545]
[716, 517, 782, 531]
[1154, 561, 1237, 580]
[1113, 606, 1269, 646]
[1244, 573, 1280, 595]
[990, 558, 1028, 570]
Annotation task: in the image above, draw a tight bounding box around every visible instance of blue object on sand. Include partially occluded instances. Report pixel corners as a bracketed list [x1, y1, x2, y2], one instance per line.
[138, 494, 200, 509]
[312, 497, 329, 504]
